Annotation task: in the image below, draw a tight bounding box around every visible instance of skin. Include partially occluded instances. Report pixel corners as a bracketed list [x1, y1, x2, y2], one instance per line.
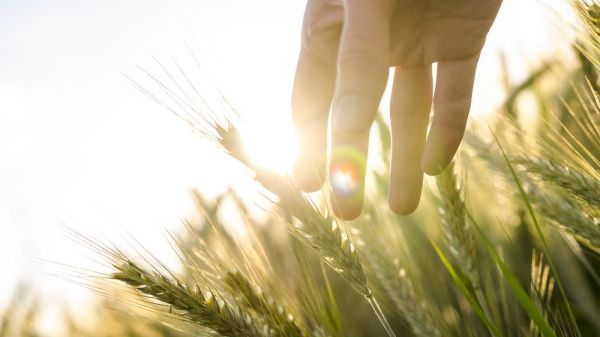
[292, 0, 503, 220]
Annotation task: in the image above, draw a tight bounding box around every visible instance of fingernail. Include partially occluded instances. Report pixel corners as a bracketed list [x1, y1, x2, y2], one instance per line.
[332, 95, 367, 133]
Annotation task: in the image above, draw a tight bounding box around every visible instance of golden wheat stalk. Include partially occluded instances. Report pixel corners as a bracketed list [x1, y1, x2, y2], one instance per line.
[215, 123, 370, 298]
[528, 252, 555, 337]
[466, 139, 600, 251]
[367, 250, 442, 337]
[529, 188, 600, 252]
[224, 271, 305, 337]
[435, 162, 480, 290]
[111, 260, 268, 337]
[511, 157, 600, 211]
[214, 121, 397, 337]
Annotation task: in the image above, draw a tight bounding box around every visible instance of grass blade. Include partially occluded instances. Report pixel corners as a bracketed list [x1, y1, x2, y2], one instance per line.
[430, 240, 503, 337]
[468, 216, 557, 337]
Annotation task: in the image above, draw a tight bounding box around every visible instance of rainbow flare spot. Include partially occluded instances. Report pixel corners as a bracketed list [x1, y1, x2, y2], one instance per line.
[331, 162, 359, 196]
[330, 145, 366, 199]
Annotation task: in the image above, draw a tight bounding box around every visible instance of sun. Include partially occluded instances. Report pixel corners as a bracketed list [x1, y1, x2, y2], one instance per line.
[241, 122, 299, 174]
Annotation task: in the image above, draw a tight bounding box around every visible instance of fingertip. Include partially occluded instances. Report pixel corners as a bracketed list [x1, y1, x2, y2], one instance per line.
[421, 131, 462, 176]
[421, 154, 449, 176]
[421, 151, 452, 176]
[331, 196, 363, 220]
[422, 163, 449, 176]
[389, 193, 420, 215]
[329, 144, 367, 220]
[292, 155, 326, 192]
[388, 173, 424, 214]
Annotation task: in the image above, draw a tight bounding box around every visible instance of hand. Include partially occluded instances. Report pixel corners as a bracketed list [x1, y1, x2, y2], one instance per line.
[291, 0, 502, 219]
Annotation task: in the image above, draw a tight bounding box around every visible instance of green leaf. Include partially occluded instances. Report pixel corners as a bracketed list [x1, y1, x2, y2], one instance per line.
[470, 219, 557, 337]
[430, 240, 504, 337]
[491, 129, 580, 337]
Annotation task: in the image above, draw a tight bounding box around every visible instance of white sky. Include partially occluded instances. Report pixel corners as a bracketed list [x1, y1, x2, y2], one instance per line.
[0, 0, 577, 322]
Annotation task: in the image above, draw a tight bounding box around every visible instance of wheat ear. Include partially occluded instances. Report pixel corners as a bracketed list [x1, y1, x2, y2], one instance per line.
[435, 162, 480, 290]
[511, 156, 600, 211]
[224, 271, 305, 337]
[112, 260, 267, 337]
[529, 188, 600, 252]
[367, 249, 443, 337]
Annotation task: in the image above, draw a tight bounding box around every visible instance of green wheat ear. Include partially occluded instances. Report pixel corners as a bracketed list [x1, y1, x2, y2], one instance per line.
[112, 260, 267, 337]
[224, 271, 306, 337]
[435, 161, 480, 291]
[512, 157, 600, 211]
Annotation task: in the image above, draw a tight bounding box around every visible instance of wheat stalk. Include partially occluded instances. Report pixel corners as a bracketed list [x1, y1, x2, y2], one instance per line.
[215, 122, 400, 337]
[215, 123, 370, 297]
[224, 271, 305, 337]
[528, 188, 600, 252]
[357, 203, 443, 337]
[134, 70, 390, 335]
[367, 250, 442, 337]
[389, 268, 442, 337]
[466, 138, 600, 250]
[511, 156, 600, 211]
[0, 309, 9, 337]
[111, 260, 268, 337]
[435, 162, 480, 290]
[529, 252, 555, 337]
[434, 161, 495, 322]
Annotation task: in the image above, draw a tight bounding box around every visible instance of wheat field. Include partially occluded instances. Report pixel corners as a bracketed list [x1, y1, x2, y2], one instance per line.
[2, 1, 600, 337]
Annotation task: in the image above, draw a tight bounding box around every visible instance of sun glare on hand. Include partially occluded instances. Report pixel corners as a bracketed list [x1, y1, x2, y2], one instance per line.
[241, 123, 299, 174]
[331, 162, 359, 196]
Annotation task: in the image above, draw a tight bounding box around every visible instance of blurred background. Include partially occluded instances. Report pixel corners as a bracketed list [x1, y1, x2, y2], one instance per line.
[0, 0, 577, 333]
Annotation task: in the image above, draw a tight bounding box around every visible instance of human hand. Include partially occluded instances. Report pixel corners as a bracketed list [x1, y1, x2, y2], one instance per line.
[291, 0, 502, 219]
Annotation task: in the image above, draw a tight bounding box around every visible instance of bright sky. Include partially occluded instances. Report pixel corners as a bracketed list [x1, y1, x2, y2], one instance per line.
[0, 0, 577, 326]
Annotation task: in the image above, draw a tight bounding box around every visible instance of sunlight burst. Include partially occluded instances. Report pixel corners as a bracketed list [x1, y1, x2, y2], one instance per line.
[241, 125, 299, 174]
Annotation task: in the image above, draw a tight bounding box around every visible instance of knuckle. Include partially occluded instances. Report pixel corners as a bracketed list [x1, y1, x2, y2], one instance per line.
[338, 41, 384, 69]
[301, 2, 343, 64]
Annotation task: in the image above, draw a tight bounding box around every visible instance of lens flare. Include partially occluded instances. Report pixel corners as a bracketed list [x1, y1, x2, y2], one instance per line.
[330, 145, 366, 198]
[331, 162, 359, 196]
